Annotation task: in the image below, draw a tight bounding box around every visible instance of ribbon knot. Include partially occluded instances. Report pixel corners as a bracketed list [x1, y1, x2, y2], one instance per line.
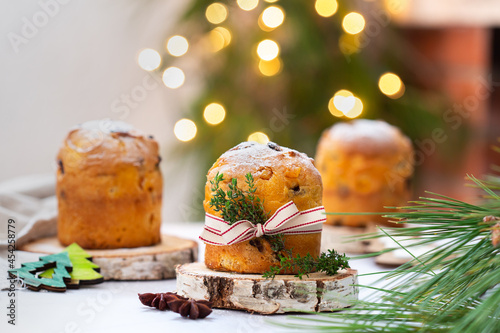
[200, 201, 326, 246]
[255, 223, 265, 238]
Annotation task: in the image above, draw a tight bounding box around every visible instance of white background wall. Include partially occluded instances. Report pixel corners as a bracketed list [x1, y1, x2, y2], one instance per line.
[0, 0, 201, 221]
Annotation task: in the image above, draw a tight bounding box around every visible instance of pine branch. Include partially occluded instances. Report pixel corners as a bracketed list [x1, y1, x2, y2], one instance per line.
[271, 174, 500, 331]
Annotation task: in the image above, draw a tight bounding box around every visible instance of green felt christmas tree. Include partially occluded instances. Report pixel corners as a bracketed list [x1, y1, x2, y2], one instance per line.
[8, 252, 72, 292]
[39, 243, 103, 288]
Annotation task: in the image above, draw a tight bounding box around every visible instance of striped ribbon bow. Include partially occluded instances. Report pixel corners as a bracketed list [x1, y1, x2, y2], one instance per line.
[199, 201, 325, 246]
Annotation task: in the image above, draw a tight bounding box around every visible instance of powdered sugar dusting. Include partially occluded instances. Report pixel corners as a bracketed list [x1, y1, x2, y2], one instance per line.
[212, 142, 315, 176]
[328, 119, 402, 145]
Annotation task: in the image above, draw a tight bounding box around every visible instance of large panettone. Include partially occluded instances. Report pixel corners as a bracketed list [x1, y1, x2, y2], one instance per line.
[203, 141, 323, 274]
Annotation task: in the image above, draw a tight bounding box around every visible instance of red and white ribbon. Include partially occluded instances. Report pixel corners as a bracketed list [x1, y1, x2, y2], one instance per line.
[200, 201, 325, 246]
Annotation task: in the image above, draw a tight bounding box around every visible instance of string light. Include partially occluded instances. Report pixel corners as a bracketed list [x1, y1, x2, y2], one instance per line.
[174, 119, 197, 142]
[137, 48, 161, 71]
[344, 97, 363, 118]
[315, 0, 338, 18]
[256, 39, 280, 61]
[205, 3, 228, 24]
[264, 0, 278, 3]
[258, 57, 282, 76]
[248, 131, 270, 144]
[342, 12, 365, 34]
[237, 0, 259, 11]
[166, 36, 189, 57]
[203, 103, 226, 125]
[162, 67, 185, 89]
[378, 72, 405, 98]
[261, 6, 285, 29]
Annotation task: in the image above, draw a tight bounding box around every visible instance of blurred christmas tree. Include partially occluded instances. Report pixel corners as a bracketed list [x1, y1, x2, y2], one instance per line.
[137, 0, 468, 216]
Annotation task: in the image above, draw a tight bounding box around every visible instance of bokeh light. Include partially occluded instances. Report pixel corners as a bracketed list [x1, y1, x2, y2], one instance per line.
[209, 27, 232, 52]
[333, 89, 355, 114]
[378, 72, 404, 98]
[342, 12, 365, 34]
[261, 6, 285, 29]
[328, 97, 344, 117]
[174, 119, 197, 142]
[315, 0, 338, 18]
[328, 90, 363, 118]
[339, 33, 361, 55]
[203, 103, 226, 125]
[166, 36, 189, 57]
[384, 0, 411, 15]
[248, 131, 270, 144]
[257, 39, 280, 61]
[258, 57, 282, 76]
[344, 97, 363, 118]
[162, 67, 185, 89]
[137, 48, 161, 71]
[205, 3, 228, 24]
[237, 0, 259, 11]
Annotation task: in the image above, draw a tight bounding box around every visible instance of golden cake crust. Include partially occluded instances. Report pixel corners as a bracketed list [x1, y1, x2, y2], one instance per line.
[315, 119, 413, 227]
[57, 120, 162, 249]
[204, 141, 323, 274]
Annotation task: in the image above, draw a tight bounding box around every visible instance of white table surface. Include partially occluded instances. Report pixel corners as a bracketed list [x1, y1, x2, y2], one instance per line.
[1, 223, 389, 333]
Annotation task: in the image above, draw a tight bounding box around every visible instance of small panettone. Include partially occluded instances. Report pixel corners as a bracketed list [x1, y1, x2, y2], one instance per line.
[315, 119, 414, 227]
[56, 120, 162, 249]
[203, 141, 323, 274]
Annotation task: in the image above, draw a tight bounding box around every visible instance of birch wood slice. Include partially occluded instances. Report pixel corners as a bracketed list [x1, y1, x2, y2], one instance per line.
[20, 234, 198, 280]
[176, 262, 358, 314]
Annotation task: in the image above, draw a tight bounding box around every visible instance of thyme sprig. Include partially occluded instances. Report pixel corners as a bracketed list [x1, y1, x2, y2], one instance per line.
[263, 249, 350, 279]
[208, 172, 269, 225]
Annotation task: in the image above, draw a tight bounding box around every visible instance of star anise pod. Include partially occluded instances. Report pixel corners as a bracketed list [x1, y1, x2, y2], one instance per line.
[138, 292, 213, 319]
[138, 292, 187, 311]
[169, 298, 213, 319]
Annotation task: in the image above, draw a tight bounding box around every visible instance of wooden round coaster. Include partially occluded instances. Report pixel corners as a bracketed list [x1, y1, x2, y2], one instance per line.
[20, 234, 198, 280]
[176, 262, 358, 314]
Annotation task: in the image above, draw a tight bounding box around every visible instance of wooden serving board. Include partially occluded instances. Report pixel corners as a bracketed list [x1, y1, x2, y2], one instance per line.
[20, 234, 198, 280]
[176, 262, 358, 314]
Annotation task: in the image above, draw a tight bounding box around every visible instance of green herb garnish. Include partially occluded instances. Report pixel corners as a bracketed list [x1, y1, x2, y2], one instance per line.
[209, 172, 269, 225]
[263, 249, 350, 279]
